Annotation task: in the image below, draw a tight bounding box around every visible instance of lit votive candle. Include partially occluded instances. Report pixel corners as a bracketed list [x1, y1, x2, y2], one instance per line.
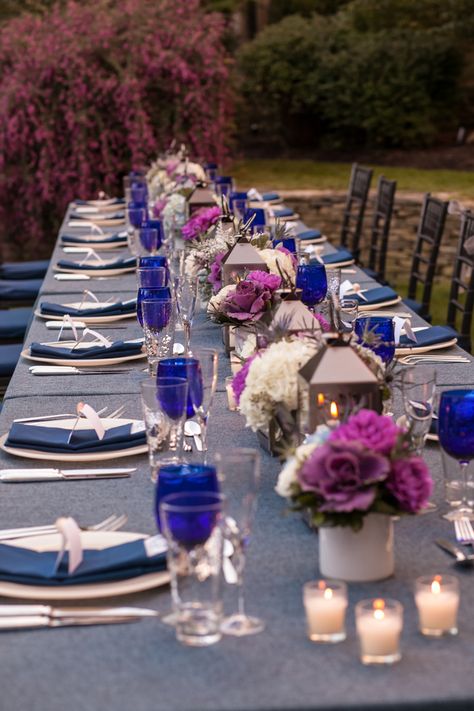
[355, 598, 403, 665]
[225, 376, 238, 412]
[415, 575, 459, 637]
[303, 580, 348, 643]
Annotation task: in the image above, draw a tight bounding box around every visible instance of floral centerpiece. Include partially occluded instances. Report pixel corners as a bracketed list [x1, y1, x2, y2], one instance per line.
[207, 271, 281, 326]
[182, 206, 222, 241]
[275, 409, 433, 581]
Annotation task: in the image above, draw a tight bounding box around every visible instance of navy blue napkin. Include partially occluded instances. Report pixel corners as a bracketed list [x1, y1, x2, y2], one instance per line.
[273, 207, 294, 218]
[261, 192, 280, 202]
[398, 325, 458, 349]
[30, 339, 143, 360]
[5, 421, 145, 454]
[298, 228, 322, 241]
[69, 211, 125, 221]
[40, 299, 136, 318]
[0, 539, 166, 586]
[354, 286, 398, 306]
[74, 198, 125, 206]
[323, 250, 354, 265]
[61, 233, 127, 245]
[56, 257, 136, 272]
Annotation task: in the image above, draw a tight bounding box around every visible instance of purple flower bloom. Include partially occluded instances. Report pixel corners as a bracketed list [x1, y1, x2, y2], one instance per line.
[153, 198, 167, 218]
[246, 270, 281, 292]
[208, 251, 226, 294]
[329, 409, 399, 456]
[221, 274, 276, 321]
[298, 441, 390, 512]
[386, 457, 433, 513]
[182, 206, 221, 241]
[313, 311, 330, 332]
[232, 352, 261, 404]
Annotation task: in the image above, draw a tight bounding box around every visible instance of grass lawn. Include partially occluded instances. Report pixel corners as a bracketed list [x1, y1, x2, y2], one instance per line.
[228, 159, 474, 200]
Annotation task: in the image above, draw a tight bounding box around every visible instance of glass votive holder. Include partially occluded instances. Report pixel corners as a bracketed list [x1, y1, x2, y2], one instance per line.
[225, 376, 238, 412]
[326, 267, 341, 298]
[355, 598, 403, 665]
[414, 575, 459, 637]
[303, 580, 348, 643]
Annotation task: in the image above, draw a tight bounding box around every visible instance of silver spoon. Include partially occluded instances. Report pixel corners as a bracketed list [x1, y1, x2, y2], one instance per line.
[184, 421, 203, 451]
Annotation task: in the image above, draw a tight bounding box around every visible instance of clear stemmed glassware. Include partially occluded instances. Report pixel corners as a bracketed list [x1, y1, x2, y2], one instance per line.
[401, 366, 437, 513]
[141, 298, 176, 362]
[438, 389, 474, 521]
[189, 348, 218, 457]
[176, 275, 198, 354]
[215, 448, 264, 637]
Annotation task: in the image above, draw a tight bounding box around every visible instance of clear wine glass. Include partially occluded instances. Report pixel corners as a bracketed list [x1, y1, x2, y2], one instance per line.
[189, 348, 218, 457]
[215, 448, 264, 637]
[176, 275, 197, 354]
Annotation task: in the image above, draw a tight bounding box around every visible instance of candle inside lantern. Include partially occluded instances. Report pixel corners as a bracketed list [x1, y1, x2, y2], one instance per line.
[303, 580, 348, 643]
[414, 575, 459, 637]
[355, 598, 403, 665]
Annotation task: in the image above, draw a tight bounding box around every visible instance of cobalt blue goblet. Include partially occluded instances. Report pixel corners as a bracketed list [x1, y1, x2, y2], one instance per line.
[243, 208, 266, 231]
[272, 237, 296, 253]
[144, 219, 164, 251]
[355, 316, 395, 365]
[438, 389, 474, 521]
[204, 162, 218, 182]
[215, 176, 233, 198]
[139, 227, 159, 255]
[131, 182, 148, 204]
[157, 356, 203, 420]
[155, 463, 219, 532]
[137, 266, 167, 289]
[160, 491, 224, 550]
[128, 203, 148, 229]
[137, 286, 172, 327]
[296, 262, 328, 309]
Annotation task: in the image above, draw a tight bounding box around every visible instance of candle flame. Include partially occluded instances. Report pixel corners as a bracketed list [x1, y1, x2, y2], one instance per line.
[330, 401, 339, 419]
[431, 579, 441, 595]
[374, 609, 385, 621]
[318, 580, 326, 590]
[317, 393, 325, 406]
[373, 599, 385, 620]
[323, 588, 333, 600]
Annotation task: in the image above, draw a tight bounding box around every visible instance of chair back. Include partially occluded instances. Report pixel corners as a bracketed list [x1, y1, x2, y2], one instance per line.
[340, 163, 373, 261]
[367, 176, 396, 282]
[407, 194, 448, 319]
[447, 210, 474, 352]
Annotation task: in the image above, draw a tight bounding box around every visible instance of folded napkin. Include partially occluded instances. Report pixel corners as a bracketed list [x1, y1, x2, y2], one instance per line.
[273, 207, 294, 218]
[0, 260, 49, 280]
[40, 299, 136, 318]
[30, 338, 143, 360]
[261, 192, 280, 202]
[56, 257, 136, 272]
[353, 286, 398, 306]
[0, 538, 166, 586]
[398, 325, 458, 349]
[5, 420, 146, 454]
[298, 228, 322, 241]
[0, 279, 43, 300]
[322, 250, 354, 265]
[74, 198, 125, 206]
[61, 233, 127, 245]
[69, 211, 125, 221]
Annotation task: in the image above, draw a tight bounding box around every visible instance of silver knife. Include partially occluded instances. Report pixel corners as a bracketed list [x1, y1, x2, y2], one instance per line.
[435, 538, 474, 563]
[0, 468, 136, 483]
[0, 615, 141, 630]
[0, 605, 160, 618]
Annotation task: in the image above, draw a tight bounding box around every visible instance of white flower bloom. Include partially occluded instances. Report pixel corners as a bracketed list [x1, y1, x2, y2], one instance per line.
[275, 442, 319, 498]
[258, 249, 296, 284]
[207, 284, 235, 315]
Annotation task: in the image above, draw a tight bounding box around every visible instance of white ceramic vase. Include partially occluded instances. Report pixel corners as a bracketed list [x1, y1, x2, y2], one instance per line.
[318, 514, 394, 582]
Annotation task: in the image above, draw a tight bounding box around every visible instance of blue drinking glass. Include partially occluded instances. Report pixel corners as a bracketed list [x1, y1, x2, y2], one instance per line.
[438, 389, 474, 520]
[160, 491, 224, 549]
[157, 357, 203, 419]
[139, 227, 159, 254]
[128, 204, 147, 228]
[296, 262, 328, 308]
[144, 219, 164, 251]
[156, 375, 188, 422]
[204, 162, 218, 182]
[272, 237, 296, 253]
[244, 208, 266, 230]
[137, 266, 167, 288]
[137, 286, 172, 327]
[139, 255, 167, 269]
[155, 463, 219, 531]
[142, 298, 173, 331]
[215, 176, 233, 198]
[355, 316, 395, 365]
[131, 182, 148, 204]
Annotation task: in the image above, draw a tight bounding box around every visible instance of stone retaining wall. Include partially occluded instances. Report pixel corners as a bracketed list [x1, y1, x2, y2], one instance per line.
[283, 190, 473, 286]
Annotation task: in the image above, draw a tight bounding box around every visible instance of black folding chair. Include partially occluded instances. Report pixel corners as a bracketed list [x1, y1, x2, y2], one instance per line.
[403, 194, 448, 321]
[363, 176, 396, 283]
[339, 163, 373, 262]
[446, 210, 474, 352]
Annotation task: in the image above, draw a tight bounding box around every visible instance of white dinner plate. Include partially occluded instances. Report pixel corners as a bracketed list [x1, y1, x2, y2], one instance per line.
[0, 530, 169, 600]
[54, 265, 136, 277]
[296, 235, 327, 245]
[60, 240, 128, 251]
[358, 296, 402, 311]
[35, 305, 137, 325]
[21, 345, 145, 368]
[395, 338, 458, 356]
[324, 259, 355, 269]
[1, 416, 148, 462]
[67, 218, 125, 228]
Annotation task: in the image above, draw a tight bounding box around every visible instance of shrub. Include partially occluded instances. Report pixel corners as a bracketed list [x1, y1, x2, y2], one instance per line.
[0, 0, 233, 257]
[237, 13, 461, 151]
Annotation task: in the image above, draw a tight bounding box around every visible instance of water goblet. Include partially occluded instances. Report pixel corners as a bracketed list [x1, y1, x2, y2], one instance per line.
[130, 182, 147, 205]
[127, 204, 147, 229]
[296, 262, 328, 309]
[157, 356, 202, 420]
[215, 176, 233, 199]
[204, 162, 218, 183]
[215, 448, 264, 637]
[140, 377, 188, 481]
[176, 276, 198, 354]
[160, 491, 226, 646]
[136, 286, 172, 327]
[141, 298, 175, 361]
[188, 348, 218, 457]
[438, 389, 474, 521]
[138, 227, 159, 255]
[355, 316, 395, 365]
[144, 219, 164, 251]
[155, 463, 220, 532]
[243, 207, 266, 231]
[137, 266, 167, 289]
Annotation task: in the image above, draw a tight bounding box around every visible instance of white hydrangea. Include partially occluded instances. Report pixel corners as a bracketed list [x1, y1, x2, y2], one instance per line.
[275, 443, 318, 497]
[207, 284, 235, 316]
[239, 339, 318, 431]
[258, 248, 296, 284]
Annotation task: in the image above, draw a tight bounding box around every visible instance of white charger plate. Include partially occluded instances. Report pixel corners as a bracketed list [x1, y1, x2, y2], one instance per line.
[60, 240, 128, 251]
[68, 218, 125, 228]
[324, 259, 355, 269]
[395, 338, 458, 356]
[21, 345, 145, 368]
[296, 235, 327, 245]
[358, 296, 402, 311]
[35, 304, 137, 324]
[0, 530, 169, 600]
[54, 265, 136, 277]
[1, 416, 148, 462]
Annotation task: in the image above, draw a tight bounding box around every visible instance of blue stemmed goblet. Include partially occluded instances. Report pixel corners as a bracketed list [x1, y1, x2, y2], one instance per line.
[137, 286, 172, 327]
[355, 316, 395, 365]
[138, 228, 159, 255]
[137, 266, 167, 289]
[438, 389, 474, 521]
[157, 357, 203, 420]
[155, 463, 219, 532]
[296, 262, 328, 309]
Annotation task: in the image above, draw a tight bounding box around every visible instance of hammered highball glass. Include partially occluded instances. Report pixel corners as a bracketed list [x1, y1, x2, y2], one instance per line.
[141, 298, 176, 361]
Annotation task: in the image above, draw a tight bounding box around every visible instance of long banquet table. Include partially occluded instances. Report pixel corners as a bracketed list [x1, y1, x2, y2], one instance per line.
[0, 205, 473, 711]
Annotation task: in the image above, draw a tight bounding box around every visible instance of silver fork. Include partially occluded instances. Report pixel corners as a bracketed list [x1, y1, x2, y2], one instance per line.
[454, 518, 474, 545]
[0, 514, 128, 542]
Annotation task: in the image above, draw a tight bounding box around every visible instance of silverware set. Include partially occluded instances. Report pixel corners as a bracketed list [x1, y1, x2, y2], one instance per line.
[0, 604, 160, 631]
[0, 513, 128, 541]
[436, 518, 474, 566]
[14, 404, 126, 423]
[398, 355, 470, 365]
[29, 366, 136, 376]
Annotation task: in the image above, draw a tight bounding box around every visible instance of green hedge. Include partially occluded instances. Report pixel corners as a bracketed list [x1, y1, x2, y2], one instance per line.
[238, 13, 462, 148]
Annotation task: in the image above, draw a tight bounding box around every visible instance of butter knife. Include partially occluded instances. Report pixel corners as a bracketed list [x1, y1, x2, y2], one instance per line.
[0, 468, 136, 483]
[0, 615, 140, 630]
[0, 605, 160, 618]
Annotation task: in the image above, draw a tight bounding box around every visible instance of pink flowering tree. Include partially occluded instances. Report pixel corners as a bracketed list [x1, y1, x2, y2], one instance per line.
[0, 0, 234, 257]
